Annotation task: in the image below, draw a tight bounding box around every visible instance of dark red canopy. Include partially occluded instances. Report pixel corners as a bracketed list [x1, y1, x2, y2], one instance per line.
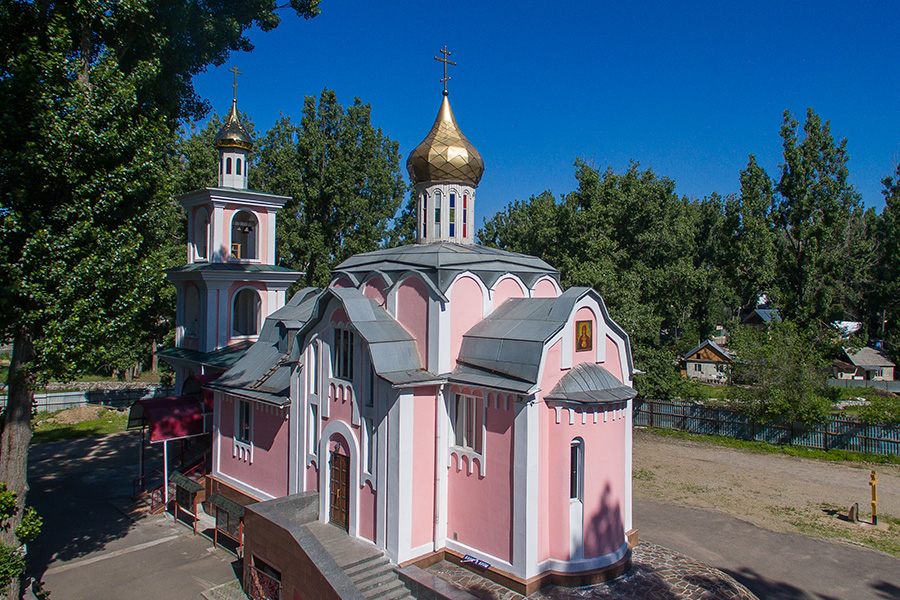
[128, 396, 205, 443]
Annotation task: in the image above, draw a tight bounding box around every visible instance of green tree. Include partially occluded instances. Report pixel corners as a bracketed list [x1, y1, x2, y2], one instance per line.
[730, 320, 833, 425]
[874, 162, 900, 349]
[773, 109, 875, 331]
[714, 156, 777, 312]
[0, 2, 319, 596]
[253, 90, 407, 286]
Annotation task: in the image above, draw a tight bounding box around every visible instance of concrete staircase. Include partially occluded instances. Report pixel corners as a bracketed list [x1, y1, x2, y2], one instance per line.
[307, 522, 416, 600]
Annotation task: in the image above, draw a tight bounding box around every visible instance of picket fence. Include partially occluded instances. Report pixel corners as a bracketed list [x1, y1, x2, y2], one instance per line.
[633, 398, 900, 457]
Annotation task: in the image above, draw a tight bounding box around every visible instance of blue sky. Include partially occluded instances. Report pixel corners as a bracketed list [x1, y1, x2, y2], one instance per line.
[192, 1, 900, 223]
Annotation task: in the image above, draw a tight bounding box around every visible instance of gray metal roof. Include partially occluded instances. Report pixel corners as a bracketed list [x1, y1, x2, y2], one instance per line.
[156, 341, 254, 371]
[210, 289, 323, 406]
[167, 262, 300, 274]
[544, 362, 637, 404]
[297, 287, 434, 386]
[452, 287, 634, 391]
[332, 242, 559, 296]
[844, 346, 896, 368]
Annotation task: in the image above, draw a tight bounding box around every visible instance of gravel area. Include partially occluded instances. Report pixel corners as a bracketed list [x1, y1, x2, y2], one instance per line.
[633, 428, 900, 553]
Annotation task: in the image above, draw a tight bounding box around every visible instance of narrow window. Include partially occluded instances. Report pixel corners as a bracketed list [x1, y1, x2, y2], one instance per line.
[570, 439, 583, 500]
[194, 208, 209, 260]
[449, 193, 456, 238]
[422, 193, 427, 236]
[226, 157, 232, 175]
[237, 400, 252, 443]
[434, 190, 442, 238]
[310, 343, 319, 395]
[366, 369, 374, 407]
[332, 328, 354, 380]
[309, 404, 318, 453]
[236, 158, 242, 175]
[453, 394, 483, 453]
[463, 194, 468, 238]
[364, 417, 376, 475]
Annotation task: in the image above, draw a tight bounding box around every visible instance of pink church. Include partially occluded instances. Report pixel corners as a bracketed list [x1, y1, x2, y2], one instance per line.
[165, 79, 637, 596]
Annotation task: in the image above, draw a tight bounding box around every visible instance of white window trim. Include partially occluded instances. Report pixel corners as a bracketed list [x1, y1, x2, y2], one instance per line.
[233, 398, 254, 463]
[361, 416, 377, 489]
[449, 393, 486, 477]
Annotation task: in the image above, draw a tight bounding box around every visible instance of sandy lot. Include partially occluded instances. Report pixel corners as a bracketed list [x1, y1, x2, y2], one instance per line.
[633, 429, 900, 554]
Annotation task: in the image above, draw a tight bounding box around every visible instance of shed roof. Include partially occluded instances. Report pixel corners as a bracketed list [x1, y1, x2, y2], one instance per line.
[544, 363, 637, 404]
[683, 339, 731, 363]
[156, 341, 253, 371]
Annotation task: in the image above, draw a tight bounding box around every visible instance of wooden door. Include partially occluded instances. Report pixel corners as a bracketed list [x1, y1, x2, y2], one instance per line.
[329, 451, 349, 531]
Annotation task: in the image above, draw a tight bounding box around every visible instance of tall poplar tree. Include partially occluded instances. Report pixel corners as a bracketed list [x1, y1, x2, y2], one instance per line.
[0, 2, 319, 596]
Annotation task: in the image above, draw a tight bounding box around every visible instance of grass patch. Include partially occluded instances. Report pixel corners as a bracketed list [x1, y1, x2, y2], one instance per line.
[31, 408, 129, 444]
[633, 467, 656, 481]
[642, 427, 900, 466]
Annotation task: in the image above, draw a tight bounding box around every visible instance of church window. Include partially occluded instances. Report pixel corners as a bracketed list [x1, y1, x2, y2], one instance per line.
[236, 158, 242, 175]
[237, 400, 252, 443]
[309, 342, 319, 395]
[363, 417, 376, 475]
[226, 157, 232, 175]
[434, 191, 442, 238]
[333, 328, 354, 380]
[231, 210, 257, 260]
[422, 193, 427, 236]
[570, 438, 584, 501]
[452, 394, 483, 453]
[366, 369, 374, 407]
[232, 288, 261, 337]
[449, 193, 456, 237]
[194, 208, 209, 260]
[463, 194, 468, 238]
[308, 404, 319, 454]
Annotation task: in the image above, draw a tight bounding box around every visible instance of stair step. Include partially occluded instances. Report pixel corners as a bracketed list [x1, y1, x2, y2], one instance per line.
[355, 570, 399, 592]
[364, 580, 407, 600]
[343, 553, 388, 574]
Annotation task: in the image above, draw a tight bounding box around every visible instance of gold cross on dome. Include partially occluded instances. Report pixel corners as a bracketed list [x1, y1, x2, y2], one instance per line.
[434, 46, 456, 94]
[229, 65, 242, 104]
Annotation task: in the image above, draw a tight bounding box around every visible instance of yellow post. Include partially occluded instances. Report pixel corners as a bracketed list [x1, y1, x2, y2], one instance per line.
[870, 470, 878, 525]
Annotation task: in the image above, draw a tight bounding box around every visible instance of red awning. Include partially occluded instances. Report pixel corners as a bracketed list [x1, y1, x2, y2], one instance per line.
[128, 396, 206, 443]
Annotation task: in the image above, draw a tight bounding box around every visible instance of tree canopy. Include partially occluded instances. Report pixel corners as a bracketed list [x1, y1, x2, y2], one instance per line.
[0, 2, 319, 595]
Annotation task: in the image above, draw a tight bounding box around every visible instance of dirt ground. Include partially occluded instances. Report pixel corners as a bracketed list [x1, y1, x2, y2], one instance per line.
[633, 428, 900, 555]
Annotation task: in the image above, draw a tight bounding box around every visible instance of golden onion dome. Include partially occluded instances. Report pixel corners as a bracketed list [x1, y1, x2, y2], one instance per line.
[214, 104, 253, 150]
[407, 93, 484, 187]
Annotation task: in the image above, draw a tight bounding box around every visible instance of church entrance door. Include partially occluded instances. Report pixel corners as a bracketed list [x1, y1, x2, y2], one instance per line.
[329, 450, 349, 531]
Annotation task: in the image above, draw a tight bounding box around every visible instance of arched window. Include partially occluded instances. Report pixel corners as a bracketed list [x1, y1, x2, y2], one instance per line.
[232, 288, 261, 337]
[434, 190, 442, 238]
[236, 158, 242, 175]
[230, 210, 257, 260]
[226, 157, 232, 175]
[570, 438, 584, 501]
[449, 192, 456, 238]
[185, 285, 200, 337]
[194, 208, 209, 260]
[422, 193, 427, 237]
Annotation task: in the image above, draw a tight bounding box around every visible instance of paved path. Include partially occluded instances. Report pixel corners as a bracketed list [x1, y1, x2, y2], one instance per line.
[636, 498, 900, 600]
[27, 432, 239, 600]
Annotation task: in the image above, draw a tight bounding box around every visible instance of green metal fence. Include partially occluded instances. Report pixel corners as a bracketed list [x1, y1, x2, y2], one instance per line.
[633, 398, 900, 456]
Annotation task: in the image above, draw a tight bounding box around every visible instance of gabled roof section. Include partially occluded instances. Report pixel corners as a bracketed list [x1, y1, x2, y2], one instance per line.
[298, 287, 434, 386]
[684, 339, 731, 363]
[844, 346, 895, 368]
[453, 287, 634, 391]
[332, 242, 558, 296]
[208, 288, 322, 406]
[545, 363, 637, 404]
